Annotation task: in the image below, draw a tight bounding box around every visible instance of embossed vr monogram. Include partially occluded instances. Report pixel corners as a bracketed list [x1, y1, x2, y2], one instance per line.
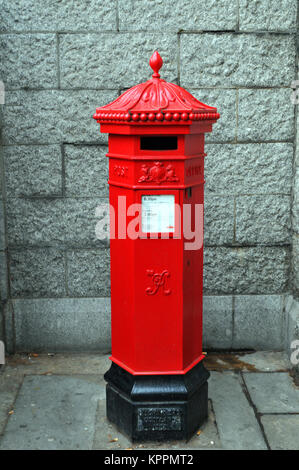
[146, 269, 171, 296]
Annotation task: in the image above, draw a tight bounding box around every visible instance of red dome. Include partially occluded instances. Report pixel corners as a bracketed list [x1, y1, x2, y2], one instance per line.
[93, 51, 220, 125]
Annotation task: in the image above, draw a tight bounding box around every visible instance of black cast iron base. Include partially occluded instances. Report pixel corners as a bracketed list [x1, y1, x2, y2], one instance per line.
[104, 361, 210, 442]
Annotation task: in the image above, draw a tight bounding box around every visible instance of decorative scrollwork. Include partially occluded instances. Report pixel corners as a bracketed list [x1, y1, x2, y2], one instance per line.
[138, 162, 179, 184]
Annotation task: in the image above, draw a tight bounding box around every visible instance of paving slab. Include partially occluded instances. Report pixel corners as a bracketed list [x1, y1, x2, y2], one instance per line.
[5, 353, 111, 376]
[92, 399, 221, 450]
[261, 415, 299, 450]
[205, 351, 288, 372]
[4, 351, 288, 376]
[209, 372, 267, 450]
[1, 353, 298, 450]
[239, 352, 289, 372]
[0, 366, 221, 450]
[0, 375, 103, 450]
[243, 373, 299, 413]
[0, 368, 23, 436]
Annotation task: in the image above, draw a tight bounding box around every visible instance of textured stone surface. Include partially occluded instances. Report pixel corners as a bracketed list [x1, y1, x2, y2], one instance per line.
[0, 0, 116, 32]
[2, 90, 117, 145]
[0, 311, 3, 343]
[204, 196, 234, 245]
[11, 298, 111, 352]
[286, 297, 299, 374]
[0, 375, 102, 450]
[6, 198, 109, 248]
[0, 34, 57, 89]
[64, 145, 108, 197]
[0, 158, 2, 197]
[0, 368, 23, 435]
[233, 295, 285, 350]
[59, 33, 178, 89]
[293, 167, 299, 234]
[4, 353, 299, 450]
[209, 372, 267, 449]
[239, 0, 298, 31]
[296, 103, 299, 165]
[3, 353, 111, 376]
[67, 249, 110, 297]
[9, 249, 66, 297]
[297, 119, 299, 179]
[204, 247, 289, 294]
[4, 145, 62, 197]
[0, 251, 8, 301]
[0, 1, 297, 355]
[235, 195, 291, 244]
[2, 353, 299, 450]
[0, 360, 220, 450]
[203, 296, 233, 349]
[190, 89, 236, 142]
[261, 415, 299, 450]
[293, 235, 299, 296]
[3, 351, 287, 374]
[238, 88, 294, 142]
[239, 351, 289, 371]
[244, 372, 299, 413]
[0, 199, 5, 250]
[205, 143, 293, 195]
[119, 0, 237, 31]
[3, 301, 14, 353]
[181, 34, 295, 87]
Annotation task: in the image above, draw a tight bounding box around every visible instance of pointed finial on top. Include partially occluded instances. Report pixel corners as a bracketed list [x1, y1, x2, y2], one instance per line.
[149, 51, 163, 78]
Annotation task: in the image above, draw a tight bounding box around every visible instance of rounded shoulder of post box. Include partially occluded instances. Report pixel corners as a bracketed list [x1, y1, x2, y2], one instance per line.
[93, 52, 220, 126]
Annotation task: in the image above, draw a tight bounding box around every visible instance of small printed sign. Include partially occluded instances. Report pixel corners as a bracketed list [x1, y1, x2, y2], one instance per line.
[142, 195, 175, 233]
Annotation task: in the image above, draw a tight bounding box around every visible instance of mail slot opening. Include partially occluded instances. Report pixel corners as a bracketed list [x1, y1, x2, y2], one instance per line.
[140, 136, 178, 151]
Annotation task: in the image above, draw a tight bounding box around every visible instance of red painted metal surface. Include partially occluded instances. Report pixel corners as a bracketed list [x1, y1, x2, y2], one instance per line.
[94, 52, 219, 375]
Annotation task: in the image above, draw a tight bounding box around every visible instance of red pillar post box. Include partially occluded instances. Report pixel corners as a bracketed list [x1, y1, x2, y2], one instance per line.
[93, 52, 219, 441]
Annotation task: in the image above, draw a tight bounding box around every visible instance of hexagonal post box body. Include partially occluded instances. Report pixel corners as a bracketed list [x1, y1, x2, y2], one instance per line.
[93, 52, 219, 441]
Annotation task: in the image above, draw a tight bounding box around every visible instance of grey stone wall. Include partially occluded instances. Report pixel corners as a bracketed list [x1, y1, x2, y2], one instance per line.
[0, 145, 8, 346]
[0, 0, 298, 352]
[288, 54, 299, 374]
[293, 64, 299, 300]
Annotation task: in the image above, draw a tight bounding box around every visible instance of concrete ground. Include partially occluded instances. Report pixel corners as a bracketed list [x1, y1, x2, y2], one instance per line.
[0, 352, 298, 450]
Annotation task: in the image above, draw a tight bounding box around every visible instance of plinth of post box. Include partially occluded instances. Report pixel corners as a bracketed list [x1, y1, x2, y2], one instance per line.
[93, 51, 220, 441]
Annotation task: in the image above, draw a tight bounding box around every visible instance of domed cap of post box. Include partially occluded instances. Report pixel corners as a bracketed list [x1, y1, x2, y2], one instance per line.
[93, 51, 220, 126]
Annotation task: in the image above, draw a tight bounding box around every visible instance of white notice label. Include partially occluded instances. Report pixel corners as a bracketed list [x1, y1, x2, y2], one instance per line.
[141, 195, 175, 233]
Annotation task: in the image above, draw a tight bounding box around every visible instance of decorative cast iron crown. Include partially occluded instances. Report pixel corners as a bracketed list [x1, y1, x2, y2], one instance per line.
[93, 51, 220, 125]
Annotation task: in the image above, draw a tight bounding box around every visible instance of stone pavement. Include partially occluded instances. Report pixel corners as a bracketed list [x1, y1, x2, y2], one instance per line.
[0, 352, 298, 450]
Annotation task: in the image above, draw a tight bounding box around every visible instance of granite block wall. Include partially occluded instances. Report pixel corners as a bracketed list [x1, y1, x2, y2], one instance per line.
[0, 0, 298, 352]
